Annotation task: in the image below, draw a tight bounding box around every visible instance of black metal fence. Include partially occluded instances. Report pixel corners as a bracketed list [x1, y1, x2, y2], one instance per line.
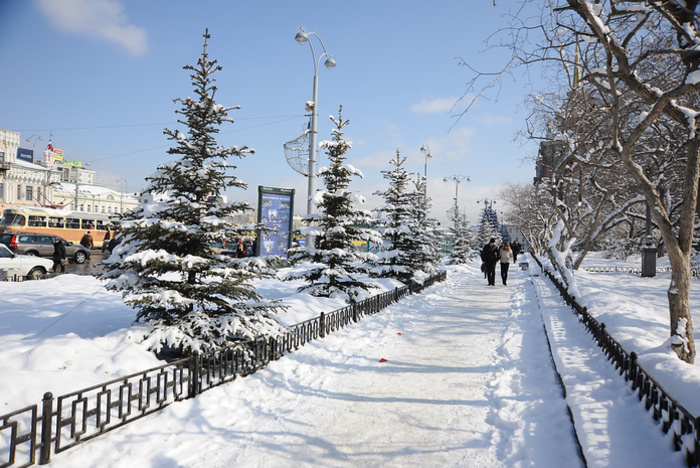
[531, 255, 700, 467]
[0, 271, 446, 467]
[581, 266, 700, 278]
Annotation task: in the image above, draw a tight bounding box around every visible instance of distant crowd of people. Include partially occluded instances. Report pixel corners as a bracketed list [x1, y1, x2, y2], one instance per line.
[480, 238, 522, 286]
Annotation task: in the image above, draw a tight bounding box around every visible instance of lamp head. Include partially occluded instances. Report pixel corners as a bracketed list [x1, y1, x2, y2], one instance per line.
[323, 57, 337, 69]
[295, 28, 309, 43]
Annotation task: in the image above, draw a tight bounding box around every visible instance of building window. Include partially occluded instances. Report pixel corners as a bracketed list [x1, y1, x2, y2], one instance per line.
[26, 186, 33, 202]
[0, 151, 4, 164]
[0, 181, 3, 200]
[17, 184, 22, 200]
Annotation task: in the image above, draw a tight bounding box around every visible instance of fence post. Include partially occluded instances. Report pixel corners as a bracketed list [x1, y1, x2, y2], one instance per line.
[629, 352, 638, 389]
[189, 352, 200, 398]
[352, 303, 358, 323]
[319, 312, 325, 338]
[39, 392, 53, 465]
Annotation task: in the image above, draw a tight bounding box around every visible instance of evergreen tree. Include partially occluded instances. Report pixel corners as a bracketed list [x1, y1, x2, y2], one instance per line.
[285, 106, 381, 302]
[448, 209, 473, 264]
[101, 31, 285, 355]
[371, 150, 415, 283]
[477, 202, 501, 247]
[404, 176, 442, 279]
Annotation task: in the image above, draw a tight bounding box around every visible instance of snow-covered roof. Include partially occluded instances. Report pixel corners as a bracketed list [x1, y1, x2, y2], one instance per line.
[12, 159, 52, 172]
[57, 182, 138, 200]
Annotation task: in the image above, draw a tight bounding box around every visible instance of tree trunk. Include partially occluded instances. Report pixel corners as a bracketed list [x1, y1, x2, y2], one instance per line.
[667, 249, 696, 362]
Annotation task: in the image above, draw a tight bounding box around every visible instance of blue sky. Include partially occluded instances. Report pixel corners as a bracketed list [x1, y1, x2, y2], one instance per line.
[0, 0, 544, 225]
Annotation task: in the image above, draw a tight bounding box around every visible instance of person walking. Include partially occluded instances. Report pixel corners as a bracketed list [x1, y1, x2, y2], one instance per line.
[499, 242, 513, 285]
[480, 238, 500, 286]
[80, 231, 94, 251]
[52, 237, 67, 274]
[511, 240, 521, 263]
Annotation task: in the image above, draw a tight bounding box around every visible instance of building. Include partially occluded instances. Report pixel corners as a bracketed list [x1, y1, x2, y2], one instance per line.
[0, 128, 62, 212]
[0, 128, 138, 215]
[51, 182, 138, 215]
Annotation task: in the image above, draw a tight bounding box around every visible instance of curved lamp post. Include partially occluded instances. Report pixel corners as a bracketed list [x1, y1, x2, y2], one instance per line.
[25, 135, 43, 161]
[420, 145, 433, 198]
[116, 178, 127, 214]
[294, 26, 336, 215]
[443, 174, 471, 215]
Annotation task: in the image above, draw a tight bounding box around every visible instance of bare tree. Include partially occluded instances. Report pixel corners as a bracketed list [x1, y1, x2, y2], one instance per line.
[469, 1, 700, 362]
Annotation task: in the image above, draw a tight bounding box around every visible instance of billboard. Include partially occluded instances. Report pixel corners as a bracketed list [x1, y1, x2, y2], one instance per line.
[257, 186, 295, 257]
[16, 148, 33, 163]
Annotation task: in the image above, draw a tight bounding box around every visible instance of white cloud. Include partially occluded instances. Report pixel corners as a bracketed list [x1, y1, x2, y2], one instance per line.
[37, 0, 149, 56]
[410, 97, 458, 115]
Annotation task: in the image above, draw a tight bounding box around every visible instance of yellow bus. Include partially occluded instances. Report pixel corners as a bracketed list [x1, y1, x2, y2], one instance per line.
[0, 207, 114, 248]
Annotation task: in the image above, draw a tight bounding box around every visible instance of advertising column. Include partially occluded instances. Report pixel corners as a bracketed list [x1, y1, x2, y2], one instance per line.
[257, 186, 295, 257]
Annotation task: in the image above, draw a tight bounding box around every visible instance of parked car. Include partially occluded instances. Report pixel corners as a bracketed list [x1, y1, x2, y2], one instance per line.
[0, 243, 53, 279]
[0, 232, 91, 264]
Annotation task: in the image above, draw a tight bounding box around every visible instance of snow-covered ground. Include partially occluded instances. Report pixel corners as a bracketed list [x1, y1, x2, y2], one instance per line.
[0, 252, 695, 466]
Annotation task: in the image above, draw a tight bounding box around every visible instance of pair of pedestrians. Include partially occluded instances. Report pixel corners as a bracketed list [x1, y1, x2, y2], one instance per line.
[480, 238, 512, 286]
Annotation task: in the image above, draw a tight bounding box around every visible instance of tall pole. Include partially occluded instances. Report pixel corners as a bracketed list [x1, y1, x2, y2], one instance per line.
[295, 27, 336, 216]
[420, 145, 432, 198]
[116, 178, 127, 213]
[25, 135, 43, 162]
[444, 174, 471, 217]
[308, 73, 319, 215]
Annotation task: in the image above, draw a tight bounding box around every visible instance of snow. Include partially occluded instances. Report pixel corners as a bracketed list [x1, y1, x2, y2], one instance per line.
[0, 252, 696, 466]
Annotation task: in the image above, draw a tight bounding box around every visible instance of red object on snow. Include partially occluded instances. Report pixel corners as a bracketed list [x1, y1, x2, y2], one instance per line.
[397, 332, 403, 335]
[379, 358, 388, 363]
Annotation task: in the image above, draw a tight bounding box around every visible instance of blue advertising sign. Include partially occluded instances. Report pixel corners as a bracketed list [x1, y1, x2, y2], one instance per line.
[257, 186, 295, 257]
[16, 148, 33, 163]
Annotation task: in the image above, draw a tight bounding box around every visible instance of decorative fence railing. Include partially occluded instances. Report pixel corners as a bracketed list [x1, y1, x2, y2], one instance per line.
[0, 270, 446, 467]
[531, 255, 699, 467]
[581, 266, 700, 278]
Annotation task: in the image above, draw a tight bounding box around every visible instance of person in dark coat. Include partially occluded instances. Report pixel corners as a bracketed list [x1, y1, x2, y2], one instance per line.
[480, 238, 500, 286]
[511, 240, 522, 263]
[52, 238, 67, 274]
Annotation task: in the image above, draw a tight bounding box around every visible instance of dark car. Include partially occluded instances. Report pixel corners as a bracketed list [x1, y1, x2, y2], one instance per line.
[0, 232, 91, 264]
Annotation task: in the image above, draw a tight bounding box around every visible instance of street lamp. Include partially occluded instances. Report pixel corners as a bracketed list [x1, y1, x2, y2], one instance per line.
[641, 163, 657, 277]
[116, 178, 127, 213]
[443, 174, 471, 215]
[25, 135, 43, 161]
[294, 26, 336, 215]
[420, 145, 433, 197]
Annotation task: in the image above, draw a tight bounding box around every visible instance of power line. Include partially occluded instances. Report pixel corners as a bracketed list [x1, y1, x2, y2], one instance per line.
[17, 115, 305, 133]
[66, 115, 308, 164]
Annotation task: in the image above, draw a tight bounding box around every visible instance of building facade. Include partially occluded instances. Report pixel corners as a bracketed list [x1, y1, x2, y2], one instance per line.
[0, 128, 62, 213]
[0, 128, 138, 215]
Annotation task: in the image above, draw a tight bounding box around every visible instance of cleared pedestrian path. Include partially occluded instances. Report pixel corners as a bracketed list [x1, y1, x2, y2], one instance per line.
[50, 262, 680, 467]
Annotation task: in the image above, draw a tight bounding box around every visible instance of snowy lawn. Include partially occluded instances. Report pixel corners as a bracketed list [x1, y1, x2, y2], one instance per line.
[570, 252, 700, 416]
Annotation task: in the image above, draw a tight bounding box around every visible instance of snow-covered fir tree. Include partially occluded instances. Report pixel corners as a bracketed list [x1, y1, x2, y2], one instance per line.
[477, 202, 501, 247]
[448, 209, 474, 264]
[404, 176, 442, 279]
[101, 30, 285, 355]
[285, 106, 381, 302]
[371, 150, 415, 283]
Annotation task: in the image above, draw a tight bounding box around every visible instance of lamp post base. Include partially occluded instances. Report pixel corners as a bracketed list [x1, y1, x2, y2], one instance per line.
[642, 246, 657, 277]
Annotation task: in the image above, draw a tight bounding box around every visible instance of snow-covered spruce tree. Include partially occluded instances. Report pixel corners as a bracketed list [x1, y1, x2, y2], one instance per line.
[477, 203, 501, 247]
[371, 150, 415, 283]
[101, 30, 285, 355]
[404, 175, 443, 279]
[285, 106, 381, 302]
[448, 209, 473, 265]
